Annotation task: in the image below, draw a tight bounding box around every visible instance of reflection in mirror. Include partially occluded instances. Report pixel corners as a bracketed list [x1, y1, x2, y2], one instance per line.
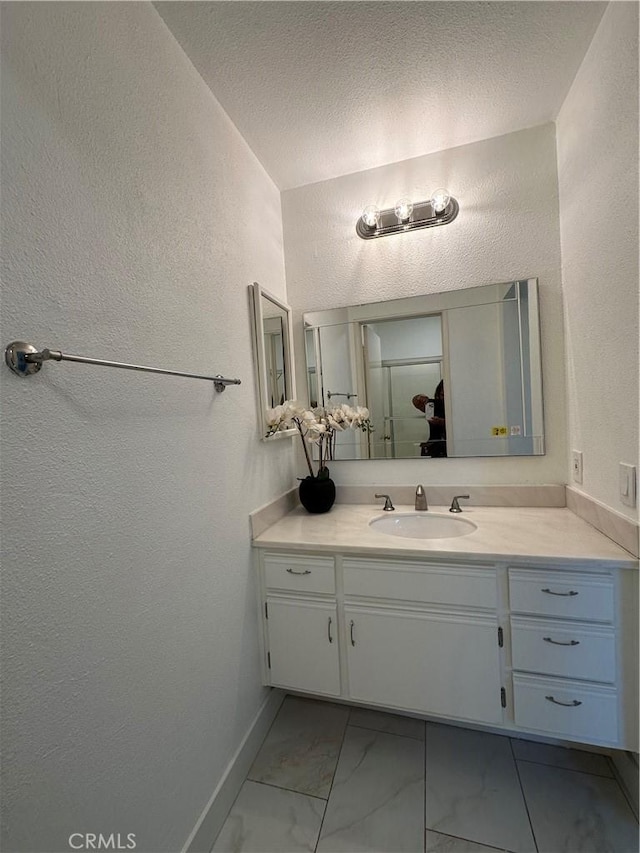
[262, 312, 286, 407]
[303, 279, 544, 459]
[250, 283, 296, 439]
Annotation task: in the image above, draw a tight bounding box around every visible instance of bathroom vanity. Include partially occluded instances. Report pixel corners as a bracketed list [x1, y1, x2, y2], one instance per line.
[252, 504, 638, 751]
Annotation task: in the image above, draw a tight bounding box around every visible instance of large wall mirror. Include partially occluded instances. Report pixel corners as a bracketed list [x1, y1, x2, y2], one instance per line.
[303, 278, 544, 459]
[250, 282, 296, 439]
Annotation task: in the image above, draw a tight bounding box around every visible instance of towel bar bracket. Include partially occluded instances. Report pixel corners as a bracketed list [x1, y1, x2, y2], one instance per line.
[4, 341, 43, 376]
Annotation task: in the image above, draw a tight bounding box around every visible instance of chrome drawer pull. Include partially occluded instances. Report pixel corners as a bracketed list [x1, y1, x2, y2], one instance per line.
[541, 587, 578, 596]
[286, 568, 311, 575]
[543, 637, 580, 646]
[327, 617, 333, 644]
[349, 620, 355, 646]
[545, 695, 582, 707]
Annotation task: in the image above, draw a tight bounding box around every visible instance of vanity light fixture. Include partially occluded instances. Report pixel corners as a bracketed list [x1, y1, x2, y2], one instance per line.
[356, 187, 458, 239]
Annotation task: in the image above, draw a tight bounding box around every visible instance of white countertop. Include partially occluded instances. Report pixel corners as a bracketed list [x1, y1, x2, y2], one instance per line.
[252, 504, 638, 568]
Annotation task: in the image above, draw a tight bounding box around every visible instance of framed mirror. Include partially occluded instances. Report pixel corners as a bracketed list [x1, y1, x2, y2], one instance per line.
[303, 278, 544, 459]
[250, 282, 297, 439]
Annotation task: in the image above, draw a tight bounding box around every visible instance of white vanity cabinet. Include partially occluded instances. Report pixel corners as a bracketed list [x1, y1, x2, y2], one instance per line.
[257, 550, 506, 726]
[344, 607, 502, 723]
[508, 567, 623, 744]
[266, 598, 340, 696]
[255, 547, 638, 751]
[342, 558, 503, 724]
[260, 553, 340, 697]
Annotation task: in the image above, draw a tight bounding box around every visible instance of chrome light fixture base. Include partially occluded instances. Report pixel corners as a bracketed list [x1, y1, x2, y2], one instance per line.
[356, 196, 459, 239]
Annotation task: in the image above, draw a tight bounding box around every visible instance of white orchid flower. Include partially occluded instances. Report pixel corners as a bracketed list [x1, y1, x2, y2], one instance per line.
[280, 400, 303, 420]
[266, 404, 286, 427]
[330, 407, 346, 423]
[309, 422, 327, 435]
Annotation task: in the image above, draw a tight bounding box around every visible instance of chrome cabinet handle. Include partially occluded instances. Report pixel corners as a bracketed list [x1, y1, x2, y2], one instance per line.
[286, 568, 311, 575]
[545, 695, 582, 707]
[327, 617, 333, 644]
[543, 637, 580, 646]
[349, 620, 355, 646]
[541, 588, 578, 596]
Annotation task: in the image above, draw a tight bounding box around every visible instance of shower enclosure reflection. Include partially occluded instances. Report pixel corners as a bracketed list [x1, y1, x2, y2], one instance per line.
[303, 279, 544, 459]
[361, 316, 444, 459]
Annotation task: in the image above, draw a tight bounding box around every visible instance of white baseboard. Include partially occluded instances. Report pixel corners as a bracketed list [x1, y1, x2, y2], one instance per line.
[610, 750, 639, 820]
[182, 688, 286, 853]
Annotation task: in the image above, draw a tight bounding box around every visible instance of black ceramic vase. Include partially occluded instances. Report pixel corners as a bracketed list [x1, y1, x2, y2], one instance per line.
[298, 471, 336, 514]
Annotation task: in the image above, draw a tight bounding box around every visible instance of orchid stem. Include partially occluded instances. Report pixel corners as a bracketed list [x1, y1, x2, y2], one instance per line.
[296, 419, 315, 477]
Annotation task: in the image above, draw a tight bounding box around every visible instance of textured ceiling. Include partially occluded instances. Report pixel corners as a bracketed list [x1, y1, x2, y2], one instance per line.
[156, 1, 606, 190]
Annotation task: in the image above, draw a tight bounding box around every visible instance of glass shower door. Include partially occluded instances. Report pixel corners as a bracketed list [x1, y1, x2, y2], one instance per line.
[386, 362, 442, 458]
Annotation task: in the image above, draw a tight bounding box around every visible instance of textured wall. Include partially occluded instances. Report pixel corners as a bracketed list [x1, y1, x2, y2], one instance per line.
[282, 124, 566, 486]
[0, 4, 294, 851]
[556, 1, 639, 521]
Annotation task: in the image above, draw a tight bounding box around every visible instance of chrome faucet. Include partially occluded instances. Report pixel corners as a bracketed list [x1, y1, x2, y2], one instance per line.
[375, 493, 395, 511]
[414, 484, 428, 511]
[449, 494, 470, 513]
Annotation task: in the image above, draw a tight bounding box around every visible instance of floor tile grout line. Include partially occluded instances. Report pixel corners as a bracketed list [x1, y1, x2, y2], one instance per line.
[348, 721, 426, 742]
[612, 781, 640, 822]
[245, 777, 329, 802]
[426, 827, 512, 852]
[514, 755, 615, 779]
[605, 753, 640, 822]
[312, 706, 352, 852]
[509, 737, 539, 853]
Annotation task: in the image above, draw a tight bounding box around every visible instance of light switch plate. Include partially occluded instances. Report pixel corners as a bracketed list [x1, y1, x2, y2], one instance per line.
[572, 450, 583, 484]
[619, 463, 637, 508]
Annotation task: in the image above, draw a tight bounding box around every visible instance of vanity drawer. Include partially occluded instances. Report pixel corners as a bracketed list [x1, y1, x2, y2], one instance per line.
[511, 617, 616, 683]
[343, 559, 497, 609]
[263, 553, 335, 594]
[512, 673, 618, 744]
[508, 569, 614, 622]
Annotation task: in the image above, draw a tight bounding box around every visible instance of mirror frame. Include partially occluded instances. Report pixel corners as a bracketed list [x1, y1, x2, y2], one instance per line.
[249, 282, 297, 440]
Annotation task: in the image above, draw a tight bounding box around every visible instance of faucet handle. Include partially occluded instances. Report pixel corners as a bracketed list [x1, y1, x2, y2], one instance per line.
[375, 493, 395, 512]
[450, 494, 470, 513]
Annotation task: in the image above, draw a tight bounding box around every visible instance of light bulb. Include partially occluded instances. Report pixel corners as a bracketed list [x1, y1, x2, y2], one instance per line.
[361, 205, 381, 229]
[430, 187, 451, 214]
[394, 198, 413, 222]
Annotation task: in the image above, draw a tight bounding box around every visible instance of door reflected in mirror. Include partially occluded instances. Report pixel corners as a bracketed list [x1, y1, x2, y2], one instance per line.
[303, 279, 544, 459]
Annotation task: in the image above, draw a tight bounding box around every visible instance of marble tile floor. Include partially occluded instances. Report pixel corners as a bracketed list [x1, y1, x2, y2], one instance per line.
[212, 695, 638, 853]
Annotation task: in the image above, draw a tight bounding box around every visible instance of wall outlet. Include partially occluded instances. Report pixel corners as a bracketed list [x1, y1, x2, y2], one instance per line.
[571, 450, 583, 484]
[619, 463, 637, 508]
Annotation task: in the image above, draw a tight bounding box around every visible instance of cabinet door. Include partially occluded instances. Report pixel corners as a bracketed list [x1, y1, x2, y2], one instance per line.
[266, 599, 340, 696]
[345, 607, 502, 724]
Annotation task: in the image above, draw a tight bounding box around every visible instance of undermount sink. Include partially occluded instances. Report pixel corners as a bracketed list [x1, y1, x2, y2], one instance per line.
[369, 512, 477, 540]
